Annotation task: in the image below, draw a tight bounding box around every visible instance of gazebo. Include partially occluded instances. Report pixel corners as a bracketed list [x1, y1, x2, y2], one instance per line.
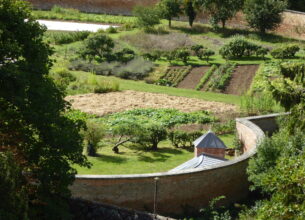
[193, 131, 227, 158]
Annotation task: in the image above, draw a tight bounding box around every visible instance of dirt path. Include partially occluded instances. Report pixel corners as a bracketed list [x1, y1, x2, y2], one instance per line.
[177, 66, 210, 89]
[224, 65, 259, 96]
[66, 90, 237, 116]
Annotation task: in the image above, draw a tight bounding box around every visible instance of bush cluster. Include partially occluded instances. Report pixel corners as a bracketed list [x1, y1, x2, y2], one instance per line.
[270, 44, 300, 59]
[168, 130, 202, 148]
[219, 36, 268, 59]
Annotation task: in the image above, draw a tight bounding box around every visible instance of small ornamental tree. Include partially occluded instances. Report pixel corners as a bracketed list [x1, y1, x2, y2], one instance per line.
[244, 0, 287, 34]
[133, 6, 161, 31]
[175, 48, 191, 64]
[80, 33, 115, 62]
[83, 121, 105, 156]
[158, 0, 181, 27]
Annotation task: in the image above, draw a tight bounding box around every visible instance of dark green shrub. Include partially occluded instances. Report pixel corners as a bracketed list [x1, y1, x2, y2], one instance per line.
[175, 48, 190, 64]
[50, 68, 76, 90]
[142, 50, 163, 61]
[115, 48, 136, 63]
[163, 50, 177, 63]
[80, 32, 115, 62]
[106, 26, 118, 33]
[168, 130, 202, 148]
[256, 47, 269, 59]
[82, 120, 105, 156]
[219, 36, 263, 59]
[270, 44, 300, 59]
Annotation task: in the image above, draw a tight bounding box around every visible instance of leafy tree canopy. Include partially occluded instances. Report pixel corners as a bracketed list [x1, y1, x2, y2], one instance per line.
[0, 0, 89, 218]
[158, 0, 182, 27]
[244, 0, 287, 33]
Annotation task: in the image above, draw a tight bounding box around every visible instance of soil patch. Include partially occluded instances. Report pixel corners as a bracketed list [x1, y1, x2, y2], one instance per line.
[66, 90, 237, 116]
[177, 66, 210, 89]
[224, 65, 259, 96]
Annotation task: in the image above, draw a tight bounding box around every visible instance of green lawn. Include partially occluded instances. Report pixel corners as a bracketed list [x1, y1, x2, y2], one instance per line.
[75, 133, 235, 175]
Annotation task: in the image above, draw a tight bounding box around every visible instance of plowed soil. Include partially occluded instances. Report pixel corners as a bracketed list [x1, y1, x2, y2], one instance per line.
[66, 90, 237, 116]
[224, 65, 259, 96]
[177, 66, 210, 89]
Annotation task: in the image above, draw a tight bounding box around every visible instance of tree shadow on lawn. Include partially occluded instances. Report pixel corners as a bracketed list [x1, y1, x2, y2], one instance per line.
[95, 154, 127, 164]
[137, 147, 184, 163]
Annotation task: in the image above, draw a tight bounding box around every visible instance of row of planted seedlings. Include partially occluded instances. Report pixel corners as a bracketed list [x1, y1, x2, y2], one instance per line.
[195, 63, 236, 92]
[156, 66, 192, 87]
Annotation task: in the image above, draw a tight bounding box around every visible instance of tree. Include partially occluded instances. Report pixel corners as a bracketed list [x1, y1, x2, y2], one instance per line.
[82, 121, 105, 156]
[183, 0, 203, 27]
[243, 0, 287, 34]
[204, 0, 244, 29]
[175, 48, 191, 64]
[158, 0, 181, 27]
[80, 32, 115, 62]
[133, 6, 161, 31]
[0, 0, 89, 218]
[268, 62, 305, 132]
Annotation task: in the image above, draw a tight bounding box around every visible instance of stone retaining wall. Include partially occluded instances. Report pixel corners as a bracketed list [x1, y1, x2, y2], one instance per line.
[70, 114, 281, 216]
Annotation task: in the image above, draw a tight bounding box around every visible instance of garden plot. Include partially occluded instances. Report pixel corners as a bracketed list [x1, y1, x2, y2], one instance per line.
[178, 66, 210, 89]
[66, 90, 237, 116]
[224, 65, 259, 95]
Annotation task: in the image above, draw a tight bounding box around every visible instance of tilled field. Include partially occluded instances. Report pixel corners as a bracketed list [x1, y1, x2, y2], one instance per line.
[66, 90, 237, 116]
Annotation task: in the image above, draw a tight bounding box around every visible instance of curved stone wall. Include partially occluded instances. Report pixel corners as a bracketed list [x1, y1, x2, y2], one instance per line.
[70, 114, 281, 216]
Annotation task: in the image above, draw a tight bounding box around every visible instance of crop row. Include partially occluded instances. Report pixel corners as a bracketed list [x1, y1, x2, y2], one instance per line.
[161, 66, 192, 87]
[207, 63, 236, 92]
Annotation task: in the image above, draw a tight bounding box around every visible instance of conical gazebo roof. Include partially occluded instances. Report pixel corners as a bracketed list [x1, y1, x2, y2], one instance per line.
[193, 131, 227, 149]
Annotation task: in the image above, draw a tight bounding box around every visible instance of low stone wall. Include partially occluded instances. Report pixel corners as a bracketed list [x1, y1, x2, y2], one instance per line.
[70, 114, 281, 216]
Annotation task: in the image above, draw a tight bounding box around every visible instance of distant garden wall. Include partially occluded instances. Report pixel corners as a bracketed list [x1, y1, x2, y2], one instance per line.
[27, 0, 305, 39]
[70, 114, 282, 216]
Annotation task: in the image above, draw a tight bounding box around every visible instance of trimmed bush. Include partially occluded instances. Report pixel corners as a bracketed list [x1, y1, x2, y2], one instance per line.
[219, 36, 264, 59]
[270, 44, 300, 59]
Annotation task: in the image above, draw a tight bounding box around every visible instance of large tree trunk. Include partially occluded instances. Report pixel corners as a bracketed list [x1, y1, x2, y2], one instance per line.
[112, 139, 130, 154]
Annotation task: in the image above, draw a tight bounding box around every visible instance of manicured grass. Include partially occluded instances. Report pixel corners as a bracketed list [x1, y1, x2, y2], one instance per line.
[75, 134, 235, 175]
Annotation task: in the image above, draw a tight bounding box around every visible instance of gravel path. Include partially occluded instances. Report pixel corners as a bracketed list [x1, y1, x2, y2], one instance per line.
[66, 90, 237, 116]
[38, 20, 117, 32]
